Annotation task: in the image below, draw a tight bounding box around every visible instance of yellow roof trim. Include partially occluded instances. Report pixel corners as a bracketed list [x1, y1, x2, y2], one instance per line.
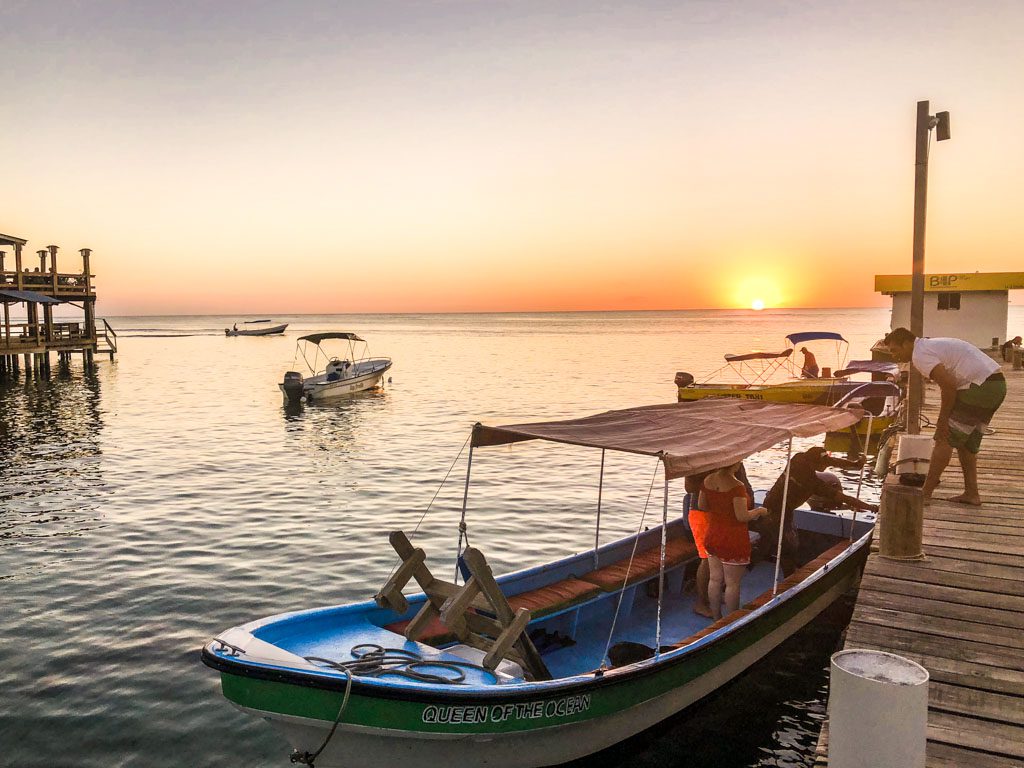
[874, 272, 1024, 293]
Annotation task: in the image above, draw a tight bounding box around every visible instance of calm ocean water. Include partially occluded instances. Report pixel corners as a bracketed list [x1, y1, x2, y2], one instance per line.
[3, 307, 994, 768]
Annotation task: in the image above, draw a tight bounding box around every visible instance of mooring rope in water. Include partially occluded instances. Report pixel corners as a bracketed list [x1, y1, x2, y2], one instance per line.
[289, 643, 496, 767]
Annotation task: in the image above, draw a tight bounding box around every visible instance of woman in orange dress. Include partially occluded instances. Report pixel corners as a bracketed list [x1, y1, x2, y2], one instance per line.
[699, 463, 770, 620]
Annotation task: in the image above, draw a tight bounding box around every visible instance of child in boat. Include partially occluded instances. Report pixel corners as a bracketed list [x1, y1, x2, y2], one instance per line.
[699, 463, 770, 621]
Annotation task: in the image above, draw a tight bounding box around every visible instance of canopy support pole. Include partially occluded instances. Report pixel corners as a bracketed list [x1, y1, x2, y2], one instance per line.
[850, 413, 874, 541]
[772, 437, 794, 595]
[594, 449, 605, 570]
[655, 461, 668, 658]
[455, 442, 475, 583]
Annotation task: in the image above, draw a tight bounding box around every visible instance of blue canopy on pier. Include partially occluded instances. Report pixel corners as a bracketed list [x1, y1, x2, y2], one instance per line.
[0, 289, 65, 305]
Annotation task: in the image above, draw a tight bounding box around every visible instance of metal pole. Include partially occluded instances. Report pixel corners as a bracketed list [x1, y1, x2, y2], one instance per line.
[454, 441, 475, 583]
[594, 449, 605, 570]
[851, 413, 874, 542]
[907, 100, 931, 435]
[655, 468, 668, 658]
[772, 437, 794, 595]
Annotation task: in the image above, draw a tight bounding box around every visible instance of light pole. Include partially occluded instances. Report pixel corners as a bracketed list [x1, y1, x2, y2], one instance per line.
[907, 100, 951, 434]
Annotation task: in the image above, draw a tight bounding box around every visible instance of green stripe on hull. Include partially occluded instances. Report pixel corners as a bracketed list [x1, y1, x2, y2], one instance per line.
[221, 555, 858, 735]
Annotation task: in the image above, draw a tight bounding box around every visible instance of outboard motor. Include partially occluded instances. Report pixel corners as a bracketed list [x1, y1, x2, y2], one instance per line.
[674, 371, 695, 388]
[281, 371, 305, 404]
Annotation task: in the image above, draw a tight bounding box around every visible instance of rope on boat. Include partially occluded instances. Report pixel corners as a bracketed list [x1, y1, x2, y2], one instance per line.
[289, 644, 496, 767]
[599, 459, 662, 669]
[382, 433, 472, 584]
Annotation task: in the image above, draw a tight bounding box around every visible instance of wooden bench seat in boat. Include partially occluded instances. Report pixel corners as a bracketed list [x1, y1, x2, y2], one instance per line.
[384, 537, 698, 643]
[578, 536, 698, 592]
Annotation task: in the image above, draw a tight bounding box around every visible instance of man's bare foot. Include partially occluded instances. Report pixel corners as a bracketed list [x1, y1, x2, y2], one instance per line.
[693, 603, 713, 618]
[946, 493, 982, 506]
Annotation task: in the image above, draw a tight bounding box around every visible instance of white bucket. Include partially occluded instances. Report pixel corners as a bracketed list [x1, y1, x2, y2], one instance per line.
[829, 649, 929, 768]
[895, 434, 932, 478]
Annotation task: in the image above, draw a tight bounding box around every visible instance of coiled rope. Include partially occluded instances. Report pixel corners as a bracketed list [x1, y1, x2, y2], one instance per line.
[289, 643, 496, 767]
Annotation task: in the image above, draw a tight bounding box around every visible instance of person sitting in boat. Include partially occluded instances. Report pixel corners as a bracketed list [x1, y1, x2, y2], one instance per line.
[698, 463, 771, 621]
[233, 323, 238, 332]
[800, 347, 819, 378]
[685, 464, 755, 619]
[751, 447, 877, 575]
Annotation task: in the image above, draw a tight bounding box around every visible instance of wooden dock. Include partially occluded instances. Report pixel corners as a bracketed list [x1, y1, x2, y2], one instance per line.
[0, 233, 116, 376]
[815, 361, 1024, 767]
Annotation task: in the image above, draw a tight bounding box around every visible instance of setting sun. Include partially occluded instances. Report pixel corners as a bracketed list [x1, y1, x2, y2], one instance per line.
[751, 299, 766, 311]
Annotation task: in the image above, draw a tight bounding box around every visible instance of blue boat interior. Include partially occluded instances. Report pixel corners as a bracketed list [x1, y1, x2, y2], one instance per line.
[243, 508, 871, 688]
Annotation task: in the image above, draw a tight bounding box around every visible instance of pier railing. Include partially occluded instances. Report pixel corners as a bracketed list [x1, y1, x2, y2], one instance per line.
[0, 270, 95, 296]
[0, 321, 92, 352]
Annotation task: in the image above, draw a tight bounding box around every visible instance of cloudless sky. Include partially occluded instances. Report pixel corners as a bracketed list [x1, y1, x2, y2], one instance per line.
[2, 1, 1022, 314]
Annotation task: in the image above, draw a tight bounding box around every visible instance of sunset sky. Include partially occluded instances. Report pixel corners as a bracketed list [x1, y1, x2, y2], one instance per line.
[2, 1, 1022, 314]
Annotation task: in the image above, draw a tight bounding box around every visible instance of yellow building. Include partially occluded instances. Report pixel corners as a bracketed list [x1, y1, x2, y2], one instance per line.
[875, 271, 1024, 348]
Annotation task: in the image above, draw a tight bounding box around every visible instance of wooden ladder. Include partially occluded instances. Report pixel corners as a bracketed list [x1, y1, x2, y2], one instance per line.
[375, 530, 550, 681]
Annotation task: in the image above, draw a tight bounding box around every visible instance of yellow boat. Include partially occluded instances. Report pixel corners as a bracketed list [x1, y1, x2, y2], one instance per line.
[674, 332, 902, 446]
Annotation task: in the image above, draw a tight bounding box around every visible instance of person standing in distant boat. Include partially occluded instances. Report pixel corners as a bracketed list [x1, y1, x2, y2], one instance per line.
[884, 327, 1007, 505]
[233, 323, 238, 332]
[800, 347, 819, 378]
[699, 462, 770, 621]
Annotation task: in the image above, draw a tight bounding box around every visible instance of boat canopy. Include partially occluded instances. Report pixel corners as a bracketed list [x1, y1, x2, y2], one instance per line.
[724, 349, 793, 362]
[471, 400, 860, 480]
[834, 360, 899, 377]
[785, 331, 847, 345]
[0, 289, 66, 305]
[298, 332, 365, 344]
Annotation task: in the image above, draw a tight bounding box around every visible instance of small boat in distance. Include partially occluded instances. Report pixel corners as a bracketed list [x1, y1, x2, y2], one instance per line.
[202, 400, 872, 767]
[225, 321, 288, 337]
[280, 332, 392, 404]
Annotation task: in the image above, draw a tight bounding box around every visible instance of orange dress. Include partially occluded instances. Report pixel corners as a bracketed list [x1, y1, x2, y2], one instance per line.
[701, 482, 753, 566]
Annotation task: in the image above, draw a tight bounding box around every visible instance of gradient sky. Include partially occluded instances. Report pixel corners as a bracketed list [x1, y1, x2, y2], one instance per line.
[2, 1, 1022, 314]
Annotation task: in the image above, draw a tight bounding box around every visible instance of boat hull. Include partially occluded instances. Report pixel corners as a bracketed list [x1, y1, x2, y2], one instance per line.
[677, 379, 864, 406]
[225, 323, 288, 336]
[208, 537, 868, 768]
[278, 361, 393, 403]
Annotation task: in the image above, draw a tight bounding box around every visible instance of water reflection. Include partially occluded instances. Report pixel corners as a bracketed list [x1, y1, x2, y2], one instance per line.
[0, 370, 106, 563]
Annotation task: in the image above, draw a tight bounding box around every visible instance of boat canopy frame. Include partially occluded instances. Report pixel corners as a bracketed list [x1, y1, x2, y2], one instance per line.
[293, 333, 372, 376]
[453, 400, 862, 665]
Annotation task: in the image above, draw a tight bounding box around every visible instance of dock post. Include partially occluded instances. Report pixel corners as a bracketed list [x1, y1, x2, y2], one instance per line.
[1014, 348, 1022, 371]
[877, 476, 925, 560]
[829, 649, 929, 768]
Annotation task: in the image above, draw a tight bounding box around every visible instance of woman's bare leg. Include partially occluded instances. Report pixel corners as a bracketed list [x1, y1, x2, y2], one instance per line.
[722, 563, 746, 616]
[708, 556, 725, 620]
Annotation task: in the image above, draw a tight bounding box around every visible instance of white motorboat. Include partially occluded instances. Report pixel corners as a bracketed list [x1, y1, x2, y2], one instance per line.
[225, 321, 288, 337]
[280, 332, 392, 404]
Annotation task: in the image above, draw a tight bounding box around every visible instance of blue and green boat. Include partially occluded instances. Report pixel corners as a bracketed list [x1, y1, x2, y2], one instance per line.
[202, 400, 872, 767]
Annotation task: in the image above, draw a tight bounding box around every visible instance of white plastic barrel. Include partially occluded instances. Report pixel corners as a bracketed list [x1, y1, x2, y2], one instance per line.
[895, 434, 932, 478]
[829, 649, 929, 768]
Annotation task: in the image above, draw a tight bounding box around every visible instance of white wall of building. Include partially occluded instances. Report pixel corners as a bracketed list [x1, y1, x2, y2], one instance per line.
[889, 291, 1008, 347]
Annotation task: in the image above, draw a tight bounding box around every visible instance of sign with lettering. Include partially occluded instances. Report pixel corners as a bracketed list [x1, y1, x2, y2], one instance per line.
[421, 694, 592, 725]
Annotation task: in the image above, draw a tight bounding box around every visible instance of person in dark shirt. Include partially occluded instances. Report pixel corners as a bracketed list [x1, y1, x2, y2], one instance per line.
[1001, 336, 1021, 361]
[751, 447, 877, 575]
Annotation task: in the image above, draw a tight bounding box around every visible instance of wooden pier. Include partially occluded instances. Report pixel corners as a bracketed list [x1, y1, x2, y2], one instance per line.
[0, 232, 116, 377]
[815, 361, 1024, 767]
